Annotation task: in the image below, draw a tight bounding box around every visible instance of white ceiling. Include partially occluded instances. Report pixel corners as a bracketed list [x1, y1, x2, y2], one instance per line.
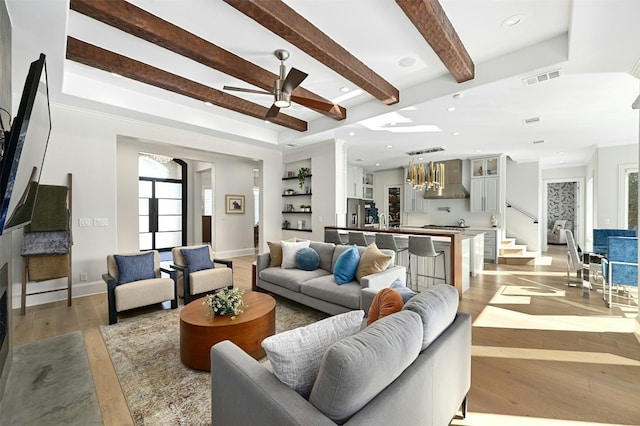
[6, 0, 640, 170]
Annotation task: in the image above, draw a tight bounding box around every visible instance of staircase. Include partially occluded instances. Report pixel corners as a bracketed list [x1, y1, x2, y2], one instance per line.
[498, 237, 537, 265]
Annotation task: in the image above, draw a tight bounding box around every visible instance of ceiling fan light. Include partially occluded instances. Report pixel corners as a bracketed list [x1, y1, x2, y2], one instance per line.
[274, 99, 290, 108]
[274, 91, 291, 108]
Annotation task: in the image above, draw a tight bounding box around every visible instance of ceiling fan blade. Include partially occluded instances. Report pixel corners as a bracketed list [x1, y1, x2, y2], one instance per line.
[223, 85, 272, 95]
[291, 95, 340, 113]
[266, 104, 280, 118]
[282, 67, 308, 93]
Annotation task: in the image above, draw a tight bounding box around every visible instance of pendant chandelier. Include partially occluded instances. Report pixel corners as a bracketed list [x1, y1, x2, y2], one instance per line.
[406, 159, 445, 191]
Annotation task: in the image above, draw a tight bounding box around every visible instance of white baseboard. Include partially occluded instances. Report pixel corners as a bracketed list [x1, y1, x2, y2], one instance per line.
[214, 248, 256, 259]
[11, 281, 105, 310]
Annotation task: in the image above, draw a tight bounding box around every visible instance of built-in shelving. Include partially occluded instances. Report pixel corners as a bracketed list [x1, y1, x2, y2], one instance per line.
[282, 161, 312, 232]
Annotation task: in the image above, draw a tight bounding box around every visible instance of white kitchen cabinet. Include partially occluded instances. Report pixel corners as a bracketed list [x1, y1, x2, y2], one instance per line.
[470, 156, 502, 213]
[347, 166, 363, 198]
[363, 171, 374, 200]
[403, 182, 425, 213]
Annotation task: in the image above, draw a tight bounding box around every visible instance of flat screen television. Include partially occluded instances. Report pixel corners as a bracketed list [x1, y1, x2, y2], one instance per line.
[0, 53, 51, 235]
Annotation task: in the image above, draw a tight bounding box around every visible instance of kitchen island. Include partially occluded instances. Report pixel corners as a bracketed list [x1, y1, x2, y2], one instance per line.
[325, 226, 465, 298]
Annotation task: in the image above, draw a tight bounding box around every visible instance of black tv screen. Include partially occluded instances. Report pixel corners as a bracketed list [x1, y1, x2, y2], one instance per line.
[0, 53, 51, 235]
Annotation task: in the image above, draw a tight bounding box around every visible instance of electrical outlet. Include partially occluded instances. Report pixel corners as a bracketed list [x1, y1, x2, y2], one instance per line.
[80, 273, 88, 281]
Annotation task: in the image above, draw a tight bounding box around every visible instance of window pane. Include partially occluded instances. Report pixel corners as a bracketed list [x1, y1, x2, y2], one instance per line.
[158, 215, 182, 232]
[156, 231, 182, 249]
[139, 199, 149, 215]
[156, 182, 182, 199]
[139, 233, 152, 250]
[139, 180, 152, 198]
[139, 153, 182, 179]
[158, 199, 182, 215]
[139, 215, 149, 232]
[203, 188, 212, 216]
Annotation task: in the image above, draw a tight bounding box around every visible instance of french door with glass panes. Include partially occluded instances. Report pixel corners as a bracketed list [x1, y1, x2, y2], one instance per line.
[139, 177, 186, 251]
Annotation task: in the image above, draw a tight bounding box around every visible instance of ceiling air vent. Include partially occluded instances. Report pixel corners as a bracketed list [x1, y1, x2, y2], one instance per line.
[522, 117, 542, 126]
[522, 69, 561, 87]
[406, 146, 445, 156]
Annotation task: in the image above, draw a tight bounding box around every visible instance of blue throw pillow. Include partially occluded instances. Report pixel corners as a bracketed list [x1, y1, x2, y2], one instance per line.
[390, 277, 417, 303]
[114, 251, 156, 285]
[334, 245, 360, 285]
[181, 246, 214, 273]
[296, 247, 320, 271]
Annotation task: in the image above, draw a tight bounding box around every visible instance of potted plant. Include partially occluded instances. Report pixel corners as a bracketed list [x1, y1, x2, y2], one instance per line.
[202, 288, 245, 318]
[298, 167, 310, 190]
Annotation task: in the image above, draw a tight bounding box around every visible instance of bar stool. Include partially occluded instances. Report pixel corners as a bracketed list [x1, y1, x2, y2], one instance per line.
[407, 235, 446, 291]
[324, 229, 347, 245]
[375, 233, 408, 267]
[348, 232, 369, 247]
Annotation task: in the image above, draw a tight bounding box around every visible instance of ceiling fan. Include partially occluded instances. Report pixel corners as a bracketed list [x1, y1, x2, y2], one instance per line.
[223, 49, 338, 118]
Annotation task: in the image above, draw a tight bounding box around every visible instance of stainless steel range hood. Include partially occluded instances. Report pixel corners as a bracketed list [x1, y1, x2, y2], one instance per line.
[423, 159, 469, 199]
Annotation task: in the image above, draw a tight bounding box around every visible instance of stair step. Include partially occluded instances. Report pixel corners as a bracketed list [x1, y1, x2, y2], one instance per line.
[498, 251, 537, 265]
[501, 238, 517, 247]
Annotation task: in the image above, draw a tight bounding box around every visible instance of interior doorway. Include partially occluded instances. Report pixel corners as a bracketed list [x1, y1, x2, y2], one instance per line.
[543, 178, 584, 250]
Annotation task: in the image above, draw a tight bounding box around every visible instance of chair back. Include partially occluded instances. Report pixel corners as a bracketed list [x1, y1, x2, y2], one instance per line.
[348, 232, 368, 246]
[375, 233, 399, 251]
[107, 250, 161, 280]
[324, 229, 345, 245]
[604, 236, 638, 286]
[565, 230, 582, 268]
[408, 236, 437, 257]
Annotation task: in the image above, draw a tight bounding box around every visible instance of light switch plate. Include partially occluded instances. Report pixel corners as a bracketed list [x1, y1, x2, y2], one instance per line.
[94, 218, 108, 227]
[78, 218, 91, 227]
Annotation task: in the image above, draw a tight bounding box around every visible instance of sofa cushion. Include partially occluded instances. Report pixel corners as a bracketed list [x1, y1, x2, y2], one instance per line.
[309, 241, 336, 272]
[267, 238, 296, 267]
[301, 276, 361, 309]
[355, 243, 392, 282]
[309, 310, 423, 424]
[261, 310, 364, 398]
[390, 277, 417, 303]
[114, 251, 155, 285]
[333, 245, 360, 284]
[259, 267, 329, 293]
[281, 240, 311, 269]
[366, 288, 404, 325]
[296, 247, 320, 271]
[402, 283, 459, 350]
[180, 246, 214, 273]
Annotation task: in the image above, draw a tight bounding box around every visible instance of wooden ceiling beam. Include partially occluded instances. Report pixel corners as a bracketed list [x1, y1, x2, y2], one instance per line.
[69, 0, 345, 121]
[395, 0, 474, 83]
[66, 37, 308, 132]
[223, 0, 399, 105]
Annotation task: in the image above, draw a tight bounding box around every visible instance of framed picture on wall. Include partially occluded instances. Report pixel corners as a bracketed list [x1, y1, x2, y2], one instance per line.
[225, 194, 245, 214]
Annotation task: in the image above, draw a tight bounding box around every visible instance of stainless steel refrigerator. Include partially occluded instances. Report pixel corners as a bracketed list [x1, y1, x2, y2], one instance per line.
[346, 198, 366, 228]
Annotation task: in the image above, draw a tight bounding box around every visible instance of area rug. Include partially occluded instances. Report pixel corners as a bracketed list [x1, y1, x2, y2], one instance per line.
[100, 295, 328, 425]
[0, 331, 103, 425]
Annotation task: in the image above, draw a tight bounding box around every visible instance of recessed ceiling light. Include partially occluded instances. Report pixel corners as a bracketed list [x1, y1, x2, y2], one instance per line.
[375, 163, 381, 167]
[386, 145, 393, 149]
[348, 131, 355, 136]
[559, 160, 566, 164]
[475, 149, 482, 153]
[451, 132, 460, 136]
[398, 57, 417, 68]
[339, 86, 350, 93]
[418, 157, 424, 161]
[502, 14, 523, 27]
[558, 151, 565, 155]
[204, 101, 213, 107]
[447, 107, 456, 112]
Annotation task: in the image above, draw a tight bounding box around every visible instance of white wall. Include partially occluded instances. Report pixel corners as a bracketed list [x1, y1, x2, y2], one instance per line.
[595, 144, 638, 228]
[505, 159, 540, 251]
[12, 103, 283, 308]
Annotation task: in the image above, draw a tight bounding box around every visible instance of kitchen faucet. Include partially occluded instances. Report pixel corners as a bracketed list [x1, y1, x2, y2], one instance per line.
[458, 218, 466, 227]
[379, 213, 387, 229]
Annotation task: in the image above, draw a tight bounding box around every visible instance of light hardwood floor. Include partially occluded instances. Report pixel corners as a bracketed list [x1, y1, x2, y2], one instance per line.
[12, 247, 640, 425]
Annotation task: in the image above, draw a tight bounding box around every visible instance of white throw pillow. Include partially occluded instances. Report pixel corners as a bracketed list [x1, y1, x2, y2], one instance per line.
[280, 240, 310, 269]
[261, 310, 365, 398]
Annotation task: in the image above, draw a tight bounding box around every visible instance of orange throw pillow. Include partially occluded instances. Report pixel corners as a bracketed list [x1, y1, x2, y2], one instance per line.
[367, 288, 404, 326]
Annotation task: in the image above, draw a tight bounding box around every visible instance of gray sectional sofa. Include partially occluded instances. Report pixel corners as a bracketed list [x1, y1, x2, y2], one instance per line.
[211, 284, 472, 425]
[255, 241, 407, 315]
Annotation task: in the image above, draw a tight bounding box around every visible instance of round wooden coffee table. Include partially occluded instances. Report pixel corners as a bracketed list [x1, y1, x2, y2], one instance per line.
[180, 291, 276, 371]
